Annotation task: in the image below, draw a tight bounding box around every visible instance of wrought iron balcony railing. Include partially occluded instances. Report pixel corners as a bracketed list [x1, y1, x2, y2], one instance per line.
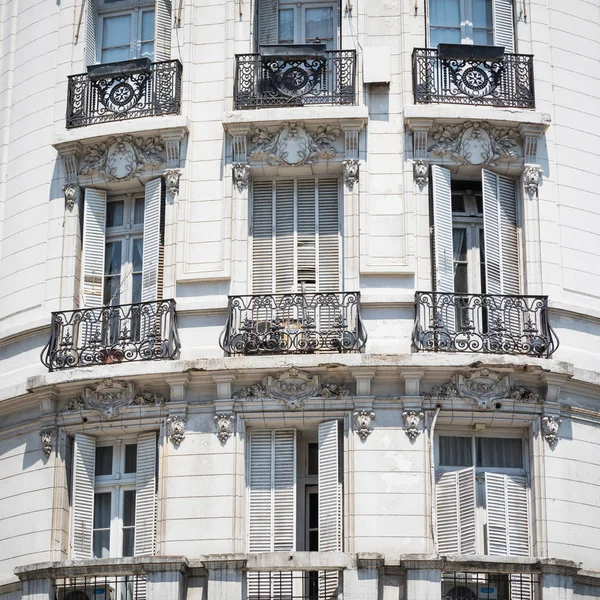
[442, 572, 539, 600]
[412, 292, 558, 357]
[220, 292, 366, 355]
[247, 570, 341, 600]
[55, 573, 146, 600]
[412, 47, 535, 108]
[41, 299, 180, 371]
[234, 48, 356, 109]
[66, 59, 182, 128]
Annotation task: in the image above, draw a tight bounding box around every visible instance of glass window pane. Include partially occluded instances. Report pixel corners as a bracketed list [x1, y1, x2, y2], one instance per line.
[134, 198, 145, 224]
[477, 438, 523, 468]
[104, 275, 121, 306]
[307, 443, 318, 476]
[429, 0, 460, 27]
[279, 9, 294, 43]
[439, 436, 473, 466]
[107, 201, 124, 228]
[472, 0, 493, 30]
[305, 7, 333, 42]
[103, 14, 132, 48]
[452, 194, 465, 213]
[473, 29, 493, 45]
[132, 274, 143, 304]
[124, 444, 138, 473]
[430, 27, 461, 47]
[93, 492, 112, 529]
[132, 239, 144, 272]
[102, 46, 131, 63]
[93, 529, 111, 558]
[308, 492, 318, 529]
[141, 41, 154, 60]
[122, 528, 135, 557]
[141, 10, 155, 41]
[123, 490, 136, 526]
[453, 228, 467, 261]
[105, 241, 122, 276]
[95, 446, 113, 476]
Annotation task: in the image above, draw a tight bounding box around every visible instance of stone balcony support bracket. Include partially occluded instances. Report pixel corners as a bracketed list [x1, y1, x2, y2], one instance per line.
[203, 555, 247, 600]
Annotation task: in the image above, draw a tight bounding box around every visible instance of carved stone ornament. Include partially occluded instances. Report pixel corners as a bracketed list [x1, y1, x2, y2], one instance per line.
[63, 379, 166, 419]
[164, 168, 181, 197]
[318, 383, 352, 399]
[428, 121, 520, 166]
[63, 183, 80, 211]
[249, 122, 340, 166]
[167, 415, 186, 447]
[343, 159, 359, 188]
[79, 135, 165, 180]
[541, 415, 561, 448]
[413, 159, 428, 189]
[214, 413, 235, 444]
[523, 164, 542, 197]
[354, 410, 375, 440]
[40, 428, 56, 458]
[232, 384, 268, 400]
[402, 410, 424, 441]
[424, 369, 539, 410]
[232, 163, 251, 191]
[266, 368, 320, 410]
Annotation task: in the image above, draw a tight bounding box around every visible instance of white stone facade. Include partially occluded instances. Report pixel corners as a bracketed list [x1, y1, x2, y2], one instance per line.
[0, 0, 599, 599]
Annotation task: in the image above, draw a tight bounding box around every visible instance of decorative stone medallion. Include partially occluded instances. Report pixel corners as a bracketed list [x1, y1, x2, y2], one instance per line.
[266, 368, 320, 410]
[542, 415, 561, 448]
[167, 415, 186, 447]
[214, 413, 235, 444]
[354, 410, 375, 440]
[402, 410, 424, 441]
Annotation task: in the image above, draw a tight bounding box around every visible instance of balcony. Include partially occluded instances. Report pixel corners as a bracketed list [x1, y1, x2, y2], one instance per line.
[442, 571, 539, 600]
[412, 46, 535, 108]
[66, 59, 182, 128]
[55, 573, 146, 600]
[234, 46, 356, 109]
[247, 569, 341, 600]
[412, 292, 558, 357]
[220, 292, 366, 355]
[41, 299, 180, 371]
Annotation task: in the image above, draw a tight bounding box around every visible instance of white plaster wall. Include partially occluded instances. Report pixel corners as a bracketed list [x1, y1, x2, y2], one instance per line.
[0, 430, 54, 579]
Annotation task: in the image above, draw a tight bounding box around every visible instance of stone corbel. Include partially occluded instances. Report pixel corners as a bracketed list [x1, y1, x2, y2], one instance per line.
[167, 415, 187, 447]
[164, 168, 181, 198]
[541, 414, 562, 448]
[214, 413, 235, 444]
[163, 131, 186, 169]
[40, 428, 56, 458]
[354, 410, 375, 441]
[518, 123, 546, 163]
[342, 127, 360, 189]
[57, 142, 81, 211]
[232, 163, 251, 192]
[413, 159, 428, 190]
[165, 374, 189, 402]
[402, 410, 424, 441]
[213, 374, 236, 401]
[343, 159, 359, 188]
[405, 119, 433, 160]
[523, 164, 542, 198]
[351, 369, 376, 397]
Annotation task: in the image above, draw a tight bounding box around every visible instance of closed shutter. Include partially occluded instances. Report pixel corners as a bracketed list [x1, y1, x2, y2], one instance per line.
[81, 188, 107, 307]
[317, 178, 341, 293]
[297, 179, 317, 293]
[141, 178, 163, 302]
[258, 0, 279, 47]
[134, 432, 157, 556]
[493, 0, 515, 53]
[85, 0, 98, 66]
[436, 467, 476, 554]
[154, 0, 172, 62]
[275, 180, 295, 294]
[248, 429, 274, 553]
[72, 434, 96, 559]
[252, 181, 275, 295]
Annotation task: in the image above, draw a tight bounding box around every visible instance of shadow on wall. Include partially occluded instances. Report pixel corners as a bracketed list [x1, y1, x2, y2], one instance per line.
[368, 85, 390, 122]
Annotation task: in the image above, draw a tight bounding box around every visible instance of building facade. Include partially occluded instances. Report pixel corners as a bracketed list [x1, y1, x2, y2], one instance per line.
[0, 0, 600, 599]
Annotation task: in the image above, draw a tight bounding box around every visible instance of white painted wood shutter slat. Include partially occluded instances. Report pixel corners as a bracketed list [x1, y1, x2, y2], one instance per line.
[436, 467, 476, 554]
[72, 433, 96, 559]
[258, 0, 279, 47]
[134, 432, 157, 556]
[431, 166, 454, 294]
[493, 0, 515, 53]
[318, 420, 341, 551]
[82, 188, 107, 308]
[275, 180, 295, 294]
[317, 178, 341, 293]
[85, 0, 98, 66]
[141, 178, 163, 303]
[154, 0, 172, 62]
[252, 181, 275, 295]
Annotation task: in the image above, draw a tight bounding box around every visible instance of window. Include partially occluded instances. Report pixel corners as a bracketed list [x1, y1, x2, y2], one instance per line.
[435, 434, 530, 558]
[85, 0, 172, 66]
[258, 0, 339, 49]
[71, 433, 157, 560]
[427, 0, 515, 52]
[251, 178, 341, 295]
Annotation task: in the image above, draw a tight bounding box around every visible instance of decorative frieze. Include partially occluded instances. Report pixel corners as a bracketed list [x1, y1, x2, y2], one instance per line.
[249, 122, 340, 166]
[428, 121, 520, 166]
[542, 415, 561, 448]
[167, 415, 186, 447]
[232, 384, 268, 400]
[40, 428, 56, 458]
[424, 369, 539, 410]
[319, 383, 352, 399]
[63, 379, 166, 420]
[214, 413, 235, 444]
[402, 410, 424, 441]
[232, 163, 251, 191]
[354, 410, 375, 440]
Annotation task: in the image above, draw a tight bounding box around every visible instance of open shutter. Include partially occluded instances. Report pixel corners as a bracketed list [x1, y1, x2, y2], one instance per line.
[431, 166, 454, 294]
[317, 178, 341, 293]
[141, 178, 163, 302]
[85, 0, 98, 66]
[258, 0, 279, 47]
[154, 0, 172, 62]
[134, 432, 157, 556]
[493, 0, 515, 53]
[252, 181, 275, 295]
[82, 189, 107, 307]
[436, 467, 476, 554]
[248, 429, 274, 553]
[72, 434, 96, 559]
[273, 429, 296, 552]
[275, 180, 295, 294]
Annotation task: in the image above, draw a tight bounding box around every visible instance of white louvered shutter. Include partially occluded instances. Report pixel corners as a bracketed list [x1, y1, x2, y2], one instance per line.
[436, 467, 476, 554]
[82, 189, 107, 307]
[141, 178, 163, 302]
[493, 0, 515, 53]
[154, 0, 172, 62]
[85, 0, 98, 66]
[297, 179, 317, 294]
[248, 430, 274, 553]
[258, 0, 279, 47]
[317, 178, 341, 293]
[273, 429, 296, 551]
[72, 434, 96, 559]
[134, 433, 157, 556]
[275, 180, 295, 294]
[252, 181, 275, 295]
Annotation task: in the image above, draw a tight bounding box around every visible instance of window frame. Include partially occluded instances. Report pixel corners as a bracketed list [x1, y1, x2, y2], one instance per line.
[427, 0, 494, 47]
[278, 0, 339, 49]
